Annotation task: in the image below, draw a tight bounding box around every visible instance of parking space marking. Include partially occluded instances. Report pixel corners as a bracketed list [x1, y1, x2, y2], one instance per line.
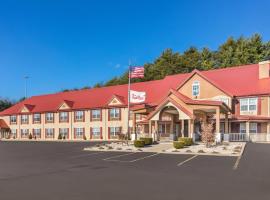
[233, 155, 242, 170]
[70, 151, 107, 159]
[129, 153, 160, 163]
[177, 155, 198, 166]
[103, 152, 137, 161]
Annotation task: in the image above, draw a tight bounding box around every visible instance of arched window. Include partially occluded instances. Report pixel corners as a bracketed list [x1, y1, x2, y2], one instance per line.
[192, 81, 200, 96]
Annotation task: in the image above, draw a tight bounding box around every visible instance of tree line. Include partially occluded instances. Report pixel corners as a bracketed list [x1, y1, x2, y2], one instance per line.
[1, 34, 270, 111]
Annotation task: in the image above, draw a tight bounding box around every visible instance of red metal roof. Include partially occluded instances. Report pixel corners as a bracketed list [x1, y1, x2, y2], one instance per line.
[0, 63, 269, 116]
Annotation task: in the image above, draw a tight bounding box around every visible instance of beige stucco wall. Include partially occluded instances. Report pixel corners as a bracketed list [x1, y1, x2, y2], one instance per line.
[0, 107, 131, 140]
[178, 74, 231, 108]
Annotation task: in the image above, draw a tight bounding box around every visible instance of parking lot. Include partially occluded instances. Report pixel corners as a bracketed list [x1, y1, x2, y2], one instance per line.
[0, 142, 270, 200]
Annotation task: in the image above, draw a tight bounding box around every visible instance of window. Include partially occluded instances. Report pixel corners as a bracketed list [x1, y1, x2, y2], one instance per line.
[11, 129, 17, 138]
[75, 111, 84, 121]
[109, 108, 120, 119]
[59, 112, 68, 122]
[110, 127, 121, 137]
[10, 115, 17, 124]
[91, 109, 101, 120]
[45, 128, 54, 138]
[75, 128, 84, 138]
[240, 123, 246, 134]
[249, 123, 257, 134]
[92, 127, 101, 136]
[21, 115, 29, 124]
[21, 129, 29, 137]
[59, 128, 69, 139]
[33, 113, 41, 123]
[240, 98, 257, 112]
[192, 81, 200, 96]
[46, 113, 54, 123]
[33, 129, 41, 138]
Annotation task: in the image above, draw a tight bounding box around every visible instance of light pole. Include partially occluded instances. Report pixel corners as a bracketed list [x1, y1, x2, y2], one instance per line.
[24, 76, 29, 99]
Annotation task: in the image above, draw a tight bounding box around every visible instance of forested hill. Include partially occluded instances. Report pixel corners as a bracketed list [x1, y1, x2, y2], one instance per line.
[91, 34, 270, 89]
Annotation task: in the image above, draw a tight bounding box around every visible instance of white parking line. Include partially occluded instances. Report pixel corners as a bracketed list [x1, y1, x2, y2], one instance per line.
[129, 153, 160, 162]
[177, 155, 198, 166]
[233, 155, 242, 170]
[70, 151, 107, 159]
[103, 152, 137, 161]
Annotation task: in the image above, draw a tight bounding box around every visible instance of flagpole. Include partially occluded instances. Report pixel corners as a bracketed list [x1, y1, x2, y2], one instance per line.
[127, 61, 131, 144]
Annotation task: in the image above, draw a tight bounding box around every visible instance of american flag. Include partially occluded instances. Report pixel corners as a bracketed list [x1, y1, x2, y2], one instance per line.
[130, 66, 144, 78]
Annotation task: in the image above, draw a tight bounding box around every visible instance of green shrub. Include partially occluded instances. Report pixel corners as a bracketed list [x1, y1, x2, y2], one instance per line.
[178, 137, 193, 146]
[28, 133, 32, 140]
[134, 140, 145, 148]
[58, 134, 62, 140]
[173, 141, 185, 149]
[139, 137, 153, 145]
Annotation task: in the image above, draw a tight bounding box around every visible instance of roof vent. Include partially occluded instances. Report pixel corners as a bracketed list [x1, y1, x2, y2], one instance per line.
[259, 60, 270, 79]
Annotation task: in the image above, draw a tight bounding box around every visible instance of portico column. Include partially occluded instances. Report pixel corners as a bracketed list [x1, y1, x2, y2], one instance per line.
[188, 119, 194, 138]
[154, 120, 158, 141]
[225, 113, 229, 134]
[148, 120, 152, 138]
[215, 107, 220, 134]
[267, 122, 270, 134]
[181, 120, 184, 137]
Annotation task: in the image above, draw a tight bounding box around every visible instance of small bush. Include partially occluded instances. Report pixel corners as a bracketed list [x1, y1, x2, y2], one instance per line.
[134, 140, 145, 148]
[173, 141, 185, 149]
[178, 137, 193, 146]
[198, 149, 205, 153]
[63, 135, 66, 140]
[83, 134, 87, 140]
[28, 133, 32, 140]
[58, 134, 62, 140]
[139, 137, 153, 145]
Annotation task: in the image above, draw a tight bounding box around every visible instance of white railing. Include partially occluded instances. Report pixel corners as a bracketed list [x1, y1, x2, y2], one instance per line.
[224, 133, 270, 142]
[228, 133, 247, 142]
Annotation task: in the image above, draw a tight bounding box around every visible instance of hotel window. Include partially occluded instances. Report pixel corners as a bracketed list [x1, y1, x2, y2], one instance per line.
[109, 108, 120, 120]
[240, 98, 257, 112]
[192, 81, 200, 96]
[240, 123, 246, 134]
[249, 123, 257, 134]
[110, 127, 121, 137]
[75, 128, 84, 138]
[21, 115, 29, 124]
[21, 129, 29, 138]
[45, 128, 54, 138]
[92, 127, 101, 137]
[91, 109, 101, 120]
[10, 115, 17, 124]
[59, 128, 69, 139]
[46, 113, 54, 123]
[75, 111, 84, 122]
[33, 129, 41, 138]
[33, 113, 41, 123]
[59, 112, 68, 122]
[11, 129, 17, 138]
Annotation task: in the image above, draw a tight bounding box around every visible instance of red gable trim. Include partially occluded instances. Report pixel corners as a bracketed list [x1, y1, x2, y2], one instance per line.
[57, 100, 74, 110]
[0, 119, 9, 129]
[20, 104, 35, 112]
[147, 96, 194, 121]
[176, 69, 233, 97]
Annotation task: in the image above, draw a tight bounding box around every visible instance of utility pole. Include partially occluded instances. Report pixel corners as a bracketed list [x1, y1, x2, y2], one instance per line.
[24, 76, 29, 99]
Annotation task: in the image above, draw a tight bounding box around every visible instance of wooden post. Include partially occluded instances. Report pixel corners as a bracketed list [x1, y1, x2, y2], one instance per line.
[155, 120, 158, 141]
[216, 107, 220, 133]
[225, 113, 229, 133]
[246, 121, 250, 141]
[181, 120, 184, 137]
[132, 112, 136, 139]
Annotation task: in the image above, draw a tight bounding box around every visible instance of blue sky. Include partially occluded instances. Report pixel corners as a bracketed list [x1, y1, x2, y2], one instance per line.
[0, 0, 270, 100]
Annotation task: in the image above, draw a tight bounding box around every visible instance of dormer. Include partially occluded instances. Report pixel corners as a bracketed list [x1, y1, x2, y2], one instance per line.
[107, 95, 124, 106]
[259, 60, 270, 79]
[58, 100, 74, 110]
[20, 104, 35, 113]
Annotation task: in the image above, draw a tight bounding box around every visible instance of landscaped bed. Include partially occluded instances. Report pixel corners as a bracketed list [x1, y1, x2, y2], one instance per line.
[84, 140, 246, 157]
